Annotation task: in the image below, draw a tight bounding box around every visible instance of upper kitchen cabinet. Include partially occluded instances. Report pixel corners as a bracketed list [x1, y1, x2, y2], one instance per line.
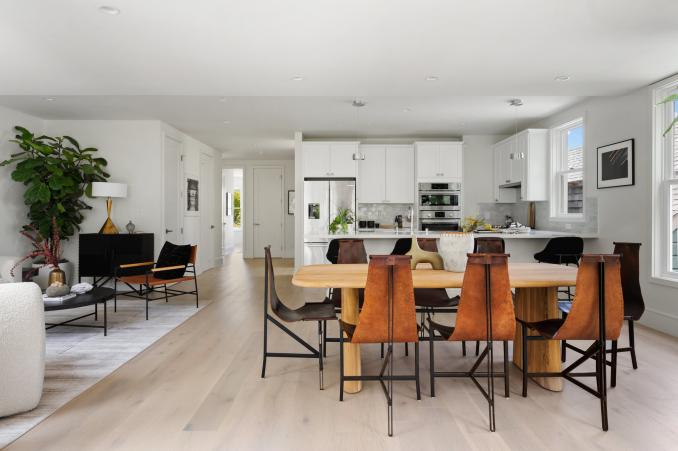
[358, 144, 414, 203]
[415, 142, 463, 180]
[492, 129, 548, 202]
[303, 141, 358, 178]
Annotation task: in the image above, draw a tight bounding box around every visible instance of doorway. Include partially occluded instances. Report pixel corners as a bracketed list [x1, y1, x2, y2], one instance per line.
[222, 168, 243, 256]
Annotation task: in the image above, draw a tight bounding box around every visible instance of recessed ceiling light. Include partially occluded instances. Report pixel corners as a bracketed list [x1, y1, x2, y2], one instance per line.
[291, 76, 305, 81]
[508, 98, 523, 107]
[403, 108, 412, 113]
[554, 75, 570, 81]
[222, 120, 230, 125]
[98, 6, 120, 15]
[425, 75, 439, 81]
[43, 97, 56, 102]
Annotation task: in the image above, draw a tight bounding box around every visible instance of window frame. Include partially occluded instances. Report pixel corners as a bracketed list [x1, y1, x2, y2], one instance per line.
[651, 75, 678, 286]
[549, 117, 585, 221]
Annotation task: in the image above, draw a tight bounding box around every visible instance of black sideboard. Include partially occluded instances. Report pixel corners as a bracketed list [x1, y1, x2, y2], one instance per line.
[79, 233, 154, 284]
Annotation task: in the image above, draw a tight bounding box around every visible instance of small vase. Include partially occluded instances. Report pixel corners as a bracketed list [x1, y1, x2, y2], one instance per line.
[126, 220, 136, 234]
[48, 267, 66, 286]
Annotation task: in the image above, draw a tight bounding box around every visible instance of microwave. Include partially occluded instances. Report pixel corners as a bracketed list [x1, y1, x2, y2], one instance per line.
[419, 182, 461, 208]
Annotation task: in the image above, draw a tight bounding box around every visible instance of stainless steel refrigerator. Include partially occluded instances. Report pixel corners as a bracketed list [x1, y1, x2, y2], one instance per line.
[303, 178, 356, 265]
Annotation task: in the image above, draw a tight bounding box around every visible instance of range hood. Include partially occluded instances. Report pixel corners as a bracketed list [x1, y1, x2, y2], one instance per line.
[499, 181, 521, 189]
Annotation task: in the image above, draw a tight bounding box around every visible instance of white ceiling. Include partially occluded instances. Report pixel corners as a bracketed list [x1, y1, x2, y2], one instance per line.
[1, 0, 677, 158]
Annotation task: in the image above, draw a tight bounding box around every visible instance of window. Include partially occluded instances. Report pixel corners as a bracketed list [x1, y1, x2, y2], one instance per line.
[652, 76, 678, 283]
[233, 189, 242, 228]
[550, 118, 585, 219]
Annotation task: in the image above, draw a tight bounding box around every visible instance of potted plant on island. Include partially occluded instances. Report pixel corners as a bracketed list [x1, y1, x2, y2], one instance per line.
[0, 126, 110, 288]
[328, 208, 354, 234]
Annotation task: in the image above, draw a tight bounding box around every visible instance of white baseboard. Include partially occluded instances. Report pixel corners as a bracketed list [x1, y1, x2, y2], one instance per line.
[640, 308, 678, 338]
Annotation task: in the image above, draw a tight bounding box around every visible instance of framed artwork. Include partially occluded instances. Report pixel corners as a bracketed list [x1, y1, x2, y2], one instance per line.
[597, 139, 635, 189]
[225, 192, 232, 216]
[288, 190, 295, 215]
[185, 174, 199, 215]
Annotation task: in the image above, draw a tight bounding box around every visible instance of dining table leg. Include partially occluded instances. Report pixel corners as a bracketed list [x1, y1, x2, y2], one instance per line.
[341, 287, 362, 393]
[513, 286, 563, 392]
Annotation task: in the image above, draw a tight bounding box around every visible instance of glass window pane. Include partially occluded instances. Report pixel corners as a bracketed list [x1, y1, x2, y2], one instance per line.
[566, 171, 584, 214]
[672, 185, 678, 272]
[567, 126, 584, 170]
[673, 100, 678, 178]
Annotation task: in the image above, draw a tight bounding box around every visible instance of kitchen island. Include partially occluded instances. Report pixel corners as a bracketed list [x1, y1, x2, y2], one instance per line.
[303, 229, 598, 264]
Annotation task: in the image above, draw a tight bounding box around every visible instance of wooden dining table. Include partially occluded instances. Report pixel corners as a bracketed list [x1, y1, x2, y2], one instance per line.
[292, 262, 577, 394]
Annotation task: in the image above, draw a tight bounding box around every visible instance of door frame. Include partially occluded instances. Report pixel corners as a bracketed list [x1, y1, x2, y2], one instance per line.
[161, 132, 184, 252]
[252, 165, 285, 258]
[199, 151, 216, 272]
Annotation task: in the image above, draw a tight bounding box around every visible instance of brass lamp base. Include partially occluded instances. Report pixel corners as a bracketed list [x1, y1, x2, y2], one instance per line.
[99, 217, 119, 234]
[99, 197, 120, 234]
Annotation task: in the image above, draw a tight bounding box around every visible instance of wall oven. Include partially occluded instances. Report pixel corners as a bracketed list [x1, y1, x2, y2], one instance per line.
[419, 182, 461, 208]
[418, 182, 462, 231]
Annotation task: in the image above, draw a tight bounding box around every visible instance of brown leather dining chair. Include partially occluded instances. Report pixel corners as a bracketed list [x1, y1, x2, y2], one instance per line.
[517, 254, 624, 431]
[428, 253, 515, 432]
[469, 237, 508, 356]
[261, 246, 337, 390]
[322, 239, 367, 356]
[339, 254, 420, 437]
[560, 243, 645, 387]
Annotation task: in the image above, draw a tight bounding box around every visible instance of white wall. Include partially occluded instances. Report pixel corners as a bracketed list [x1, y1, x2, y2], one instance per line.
[532, 87, 678, 336]
[219, 159, 295, 259]
[462, 134, 506, 217]
[43, 120, 164, 265]
[0, 106, 45, 258]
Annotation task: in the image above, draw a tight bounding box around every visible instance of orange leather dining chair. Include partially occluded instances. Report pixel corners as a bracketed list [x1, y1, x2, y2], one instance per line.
[517, 254, 624, 431]
[338, 254, 420, 437]
[428, 253, 515, 432]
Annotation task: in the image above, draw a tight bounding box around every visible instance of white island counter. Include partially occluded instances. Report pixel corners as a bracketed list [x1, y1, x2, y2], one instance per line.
[304, 229, 598, 264]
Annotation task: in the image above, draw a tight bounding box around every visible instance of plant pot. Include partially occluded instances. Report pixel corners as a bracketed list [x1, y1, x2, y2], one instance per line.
[438, 233, 475, 272]
[33, 260, 73, 289]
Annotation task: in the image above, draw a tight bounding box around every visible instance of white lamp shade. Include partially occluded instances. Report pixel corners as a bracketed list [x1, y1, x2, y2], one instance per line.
[91, 182, 128, 198]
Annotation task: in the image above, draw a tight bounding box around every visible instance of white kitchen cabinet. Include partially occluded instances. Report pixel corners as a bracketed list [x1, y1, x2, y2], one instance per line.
[415, 142, 463, 180]
[492, 129, 548, 202]
[385, 145, 414, 203]
[358, 144, 414, 203]
[358, 145, 386, 203]
[302, 141, 358, 178]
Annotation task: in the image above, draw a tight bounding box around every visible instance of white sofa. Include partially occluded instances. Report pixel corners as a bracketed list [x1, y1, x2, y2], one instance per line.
[0, 283, 45, 417]
[0, 256, 24, 283]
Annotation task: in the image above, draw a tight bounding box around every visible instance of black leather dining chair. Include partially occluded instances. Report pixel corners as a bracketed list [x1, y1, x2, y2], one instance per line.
[261, 246, 337, 390]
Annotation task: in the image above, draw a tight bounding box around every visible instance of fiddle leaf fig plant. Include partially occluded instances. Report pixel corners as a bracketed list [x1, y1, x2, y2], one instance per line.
[0, 126, 110, 240]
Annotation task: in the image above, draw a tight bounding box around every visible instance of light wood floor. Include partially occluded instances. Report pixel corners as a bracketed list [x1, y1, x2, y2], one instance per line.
[6, 255, 678, 450]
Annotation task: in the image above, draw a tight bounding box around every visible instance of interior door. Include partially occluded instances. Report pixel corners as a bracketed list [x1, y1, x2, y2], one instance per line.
[253, 167, 283, 258]
[199, 153, 215, 272]
[163, 135, 182, 245]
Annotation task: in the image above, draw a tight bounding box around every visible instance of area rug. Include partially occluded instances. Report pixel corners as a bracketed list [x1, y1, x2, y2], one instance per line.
[0, 296, 211, 448]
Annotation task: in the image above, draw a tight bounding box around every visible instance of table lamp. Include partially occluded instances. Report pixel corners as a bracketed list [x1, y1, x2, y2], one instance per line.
[91, 182, 128, 234]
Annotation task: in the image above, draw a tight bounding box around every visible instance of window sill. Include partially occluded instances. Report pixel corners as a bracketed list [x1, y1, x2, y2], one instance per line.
[650, 275, 678, 290]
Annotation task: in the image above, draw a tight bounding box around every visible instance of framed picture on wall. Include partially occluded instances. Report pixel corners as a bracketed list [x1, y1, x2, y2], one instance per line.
[288, 190, 295, 215]
[597, 139, 635, 189]
[185, 173, 200, 215]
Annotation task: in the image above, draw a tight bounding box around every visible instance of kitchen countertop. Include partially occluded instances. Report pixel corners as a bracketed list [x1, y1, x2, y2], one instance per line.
[305, 229, 598, 241]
